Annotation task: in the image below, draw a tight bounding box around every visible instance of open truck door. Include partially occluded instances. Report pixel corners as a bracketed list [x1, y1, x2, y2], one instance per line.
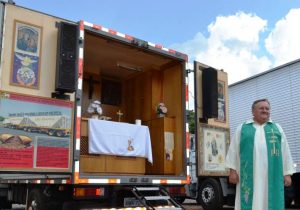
[184, 61, 235, 210]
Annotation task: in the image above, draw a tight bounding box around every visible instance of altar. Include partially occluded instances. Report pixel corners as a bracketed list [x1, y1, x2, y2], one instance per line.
[88, 119, 153, 163]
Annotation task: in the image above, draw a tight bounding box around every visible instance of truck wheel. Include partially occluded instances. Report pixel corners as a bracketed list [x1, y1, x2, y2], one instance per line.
[196, 178, 223, 210]
[27, 189, 45, 210]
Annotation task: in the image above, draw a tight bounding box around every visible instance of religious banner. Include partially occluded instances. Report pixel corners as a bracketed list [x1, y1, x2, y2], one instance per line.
[198, 124, 230, 176]
[216, 80, 226, 122]
[10, 20, 42, 89]
[0, 91, 73, 172]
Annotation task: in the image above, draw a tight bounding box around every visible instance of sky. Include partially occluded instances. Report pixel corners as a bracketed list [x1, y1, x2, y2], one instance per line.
[14, 0, 300, 101]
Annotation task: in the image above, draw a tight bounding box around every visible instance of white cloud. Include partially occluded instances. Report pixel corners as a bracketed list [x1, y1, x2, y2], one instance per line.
[208, 12, 266, 47]
[170, 12, 272, 85]
[170, 32, 207, 60]
[265, 8, 300, 66]
[170, 10, 300, 109]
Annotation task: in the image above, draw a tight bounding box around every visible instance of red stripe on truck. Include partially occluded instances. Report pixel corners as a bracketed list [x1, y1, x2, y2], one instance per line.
[93, 24, 102, 30]
[76, 117, 81, 139]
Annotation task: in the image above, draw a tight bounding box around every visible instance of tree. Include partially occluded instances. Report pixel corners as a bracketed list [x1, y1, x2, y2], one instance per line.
[186, 110, 195, 134]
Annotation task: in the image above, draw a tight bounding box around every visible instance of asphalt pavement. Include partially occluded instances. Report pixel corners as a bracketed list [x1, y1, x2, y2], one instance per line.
[182, 199, 300, 210]
[3, 200, 300, 210]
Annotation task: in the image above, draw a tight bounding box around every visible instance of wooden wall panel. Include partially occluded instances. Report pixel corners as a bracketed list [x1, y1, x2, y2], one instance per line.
[163, 65, 184, 174]
[123, 72, 152, 124]
[2, 5, 70, 98]
[151, 71, 163, 119]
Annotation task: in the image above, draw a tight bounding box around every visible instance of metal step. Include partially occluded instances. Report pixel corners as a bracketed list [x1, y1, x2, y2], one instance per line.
[135, 187, 160, 191]
[144, 196, 170, 200]
[131, 186, 184, 210]
[154, 207, 182, 210]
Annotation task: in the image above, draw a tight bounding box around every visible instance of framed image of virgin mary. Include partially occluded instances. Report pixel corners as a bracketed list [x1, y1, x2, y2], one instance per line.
[10, 20, 43, 89]
[198, 124, 230, 176]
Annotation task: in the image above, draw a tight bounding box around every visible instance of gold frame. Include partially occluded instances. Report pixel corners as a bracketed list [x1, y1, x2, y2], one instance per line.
[10, 20, 43, 89]
[197, 123, 230, 176]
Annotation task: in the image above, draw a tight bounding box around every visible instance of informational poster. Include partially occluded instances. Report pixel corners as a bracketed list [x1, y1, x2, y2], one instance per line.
[0, 91, 73, 171]
[198, 124, 230, 176]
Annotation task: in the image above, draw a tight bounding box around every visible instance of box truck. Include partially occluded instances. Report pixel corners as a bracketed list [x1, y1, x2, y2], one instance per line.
[0, 1, 228, 209]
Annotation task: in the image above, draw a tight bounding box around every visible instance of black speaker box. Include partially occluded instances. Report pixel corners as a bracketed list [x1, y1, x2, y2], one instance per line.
[202, 67, 218, 119]
[55, 22, 78, 93]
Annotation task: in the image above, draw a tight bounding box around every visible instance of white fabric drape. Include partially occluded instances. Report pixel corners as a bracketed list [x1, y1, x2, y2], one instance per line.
[89, 119, 153, 163]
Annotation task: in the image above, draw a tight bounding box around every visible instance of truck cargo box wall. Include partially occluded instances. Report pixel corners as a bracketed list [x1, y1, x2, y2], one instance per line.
[0, 4, 74, 99]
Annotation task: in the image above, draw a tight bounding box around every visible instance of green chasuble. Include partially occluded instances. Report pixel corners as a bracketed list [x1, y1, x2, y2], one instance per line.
[240, 122, 284, 210]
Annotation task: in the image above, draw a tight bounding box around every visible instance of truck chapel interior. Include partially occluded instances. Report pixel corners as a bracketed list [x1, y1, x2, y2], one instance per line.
[60, 23, 187, 176]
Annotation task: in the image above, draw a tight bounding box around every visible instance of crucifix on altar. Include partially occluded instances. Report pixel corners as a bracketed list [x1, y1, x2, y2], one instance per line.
[116, 110, 123, 122]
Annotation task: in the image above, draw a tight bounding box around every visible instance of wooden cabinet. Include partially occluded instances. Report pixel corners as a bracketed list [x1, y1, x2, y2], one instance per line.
[146, 117, 175, 174]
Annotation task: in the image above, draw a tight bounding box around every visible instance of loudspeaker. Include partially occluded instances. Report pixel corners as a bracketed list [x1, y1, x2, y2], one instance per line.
[202, 67, 218, 119]
[55, 22, 78, 93]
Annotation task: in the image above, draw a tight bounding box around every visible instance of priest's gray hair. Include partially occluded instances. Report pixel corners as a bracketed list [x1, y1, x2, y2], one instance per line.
[252, 99, 270, 110]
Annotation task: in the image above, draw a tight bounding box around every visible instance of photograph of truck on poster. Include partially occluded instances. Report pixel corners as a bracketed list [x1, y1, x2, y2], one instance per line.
[0, 91, 73, 171]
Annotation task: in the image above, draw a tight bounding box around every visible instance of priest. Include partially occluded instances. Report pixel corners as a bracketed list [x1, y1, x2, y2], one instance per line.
[226, 98, 295, 210]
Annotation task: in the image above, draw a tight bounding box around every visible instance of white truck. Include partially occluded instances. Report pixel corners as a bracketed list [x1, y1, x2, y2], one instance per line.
[0, 1, 229, 209]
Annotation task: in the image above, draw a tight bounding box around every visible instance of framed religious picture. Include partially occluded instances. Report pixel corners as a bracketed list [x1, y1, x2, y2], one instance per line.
[10, 20, 43, 89]
[215, 80, 226, 122]
[197, 124, 230, 176]
[101, 78, 122, 106]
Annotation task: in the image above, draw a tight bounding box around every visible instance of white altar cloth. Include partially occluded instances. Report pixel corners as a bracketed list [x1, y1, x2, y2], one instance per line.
[88, 119, 153, 163]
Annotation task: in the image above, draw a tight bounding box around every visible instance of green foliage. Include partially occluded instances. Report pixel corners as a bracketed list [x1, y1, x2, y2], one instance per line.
[187, 110, 195, 134]
[0, 116, 5, 122]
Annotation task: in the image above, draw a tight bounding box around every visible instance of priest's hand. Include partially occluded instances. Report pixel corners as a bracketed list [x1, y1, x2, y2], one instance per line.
[229, 169, 239, 184]
[284, 175, 292, 187]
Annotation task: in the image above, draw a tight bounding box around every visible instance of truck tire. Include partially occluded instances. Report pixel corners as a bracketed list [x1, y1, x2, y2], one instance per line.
[196, 178, 223, 210]
[27, 189, 46, 210]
